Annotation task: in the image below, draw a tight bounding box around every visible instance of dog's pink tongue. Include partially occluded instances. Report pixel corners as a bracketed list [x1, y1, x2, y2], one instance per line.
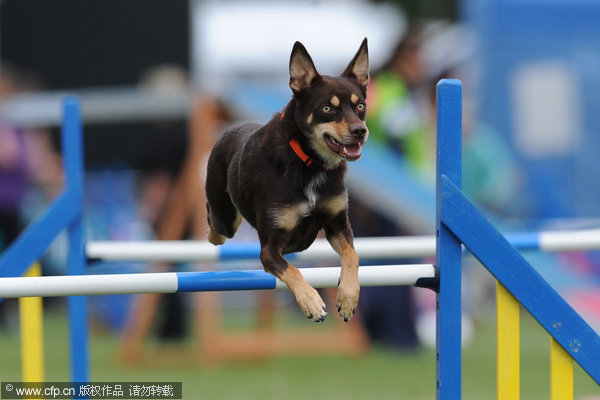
[342, 143, 362, 158]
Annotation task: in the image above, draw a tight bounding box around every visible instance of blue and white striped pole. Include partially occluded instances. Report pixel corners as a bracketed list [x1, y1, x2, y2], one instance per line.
[0, 264, 435, 298]
[86, 229, 600, 263]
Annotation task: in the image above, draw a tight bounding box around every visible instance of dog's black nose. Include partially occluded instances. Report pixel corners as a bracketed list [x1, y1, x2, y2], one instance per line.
[350, 124, 367, 139]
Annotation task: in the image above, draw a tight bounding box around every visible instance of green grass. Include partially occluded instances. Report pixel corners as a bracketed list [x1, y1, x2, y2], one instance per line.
[1, 304, 598, 400]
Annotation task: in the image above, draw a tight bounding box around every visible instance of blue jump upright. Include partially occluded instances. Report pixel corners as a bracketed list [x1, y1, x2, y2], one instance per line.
[435, 79, 463, 399]
[434, 78, 600, 399]
[62, 99, 89, 383]
[0, 98, 89, 383]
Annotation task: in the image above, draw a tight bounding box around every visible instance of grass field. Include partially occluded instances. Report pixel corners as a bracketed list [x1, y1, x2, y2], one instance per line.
[0, 302, 598, 400]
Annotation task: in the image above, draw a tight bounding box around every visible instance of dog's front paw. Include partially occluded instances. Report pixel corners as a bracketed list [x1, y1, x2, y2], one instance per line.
[294, 286, 328, 322]
[336, 278, 359, 322]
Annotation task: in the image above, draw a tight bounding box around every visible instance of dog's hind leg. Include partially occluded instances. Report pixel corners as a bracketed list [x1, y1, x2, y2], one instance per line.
[206, 201, 242, 245]
[205, 167, 242, 245]
[206, 203, 227, 245]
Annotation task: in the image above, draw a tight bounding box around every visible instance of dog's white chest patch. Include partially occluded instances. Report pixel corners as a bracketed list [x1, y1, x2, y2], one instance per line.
[271, 173, 328, 231]
[304, 172, 326, 208]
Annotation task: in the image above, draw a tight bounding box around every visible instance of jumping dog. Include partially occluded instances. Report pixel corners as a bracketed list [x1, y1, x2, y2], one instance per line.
[206, 39, 369, 322]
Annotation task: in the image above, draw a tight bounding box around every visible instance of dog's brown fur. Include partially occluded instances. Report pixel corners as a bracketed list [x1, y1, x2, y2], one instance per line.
[205, 39, 369, 322]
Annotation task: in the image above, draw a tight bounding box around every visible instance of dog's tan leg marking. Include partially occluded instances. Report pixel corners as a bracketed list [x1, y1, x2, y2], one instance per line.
[207, 224, 226, 245]
[278, 263, 328, 322]
[232, 212, 243, 234]
[350, 94, 359, 104]
[321, 192, 348, 216]
[328, 233, 359, 322]
[207, 212, 242, 246]
[271, 202, 310, 231]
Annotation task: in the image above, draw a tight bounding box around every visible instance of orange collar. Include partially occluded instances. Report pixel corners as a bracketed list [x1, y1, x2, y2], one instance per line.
[281, 111, 328, 170]
[289, 137, 317, 168]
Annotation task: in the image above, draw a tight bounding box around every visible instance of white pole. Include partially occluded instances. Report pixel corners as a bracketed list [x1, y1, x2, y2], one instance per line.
[276, 264, 435, 288]
[295, 236, 435, 261]
[87, 240, 219, 262]
[0, 273, 179, 298]
[539, 229, 600, 252]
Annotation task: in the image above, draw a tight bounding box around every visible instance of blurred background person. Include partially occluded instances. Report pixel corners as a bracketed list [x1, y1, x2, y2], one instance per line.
[366, 26, 433, 180]
[0, 63, 63, 327]
[351, 28, 434, 350]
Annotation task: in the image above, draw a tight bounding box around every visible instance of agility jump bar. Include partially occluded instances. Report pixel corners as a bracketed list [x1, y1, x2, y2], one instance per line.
[87, 229, 600, 262]
[0, 264, 434, 298]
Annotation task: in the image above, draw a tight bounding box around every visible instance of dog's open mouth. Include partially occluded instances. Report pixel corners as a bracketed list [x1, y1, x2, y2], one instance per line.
[325, 135, 363, 161]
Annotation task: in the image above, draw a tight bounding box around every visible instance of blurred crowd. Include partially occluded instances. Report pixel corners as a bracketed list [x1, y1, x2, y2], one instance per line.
[0, 65, 63, 255]
[0, 19, 521, 349]
[1, 1, 598, 356]
[351, 24, 522, 348]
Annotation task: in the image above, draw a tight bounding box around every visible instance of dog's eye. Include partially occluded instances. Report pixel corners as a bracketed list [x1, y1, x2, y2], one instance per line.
[321, 105, 334, 113]
[356, 102, 365, 112]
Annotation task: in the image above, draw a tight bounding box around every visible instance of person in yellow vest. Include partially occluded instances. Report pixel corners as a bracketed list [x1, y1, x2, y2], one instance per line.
[367, 29, 434, 181]
[352, 29, 431, 349]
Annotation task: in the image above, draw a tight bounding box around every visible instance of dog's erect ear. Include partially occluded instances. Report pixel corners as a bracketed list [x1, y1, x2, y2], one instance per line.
[289, 41, 320, 94]
[342, 38, 370, 93]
